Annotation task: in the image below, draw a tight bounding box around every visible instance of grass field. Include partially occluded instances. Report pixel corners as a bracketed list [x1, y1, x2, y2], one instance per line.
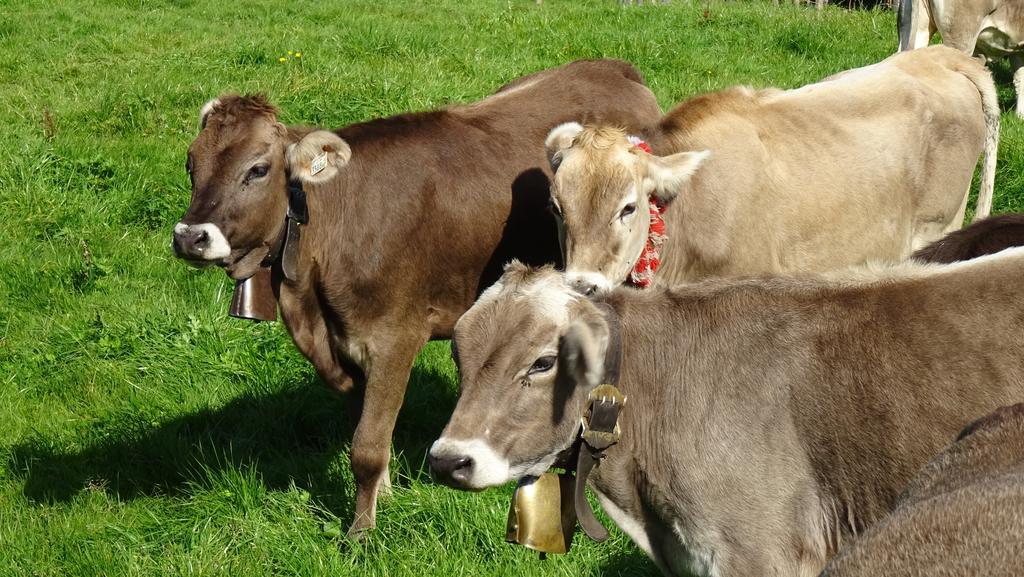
[1, 1, 1021, 575]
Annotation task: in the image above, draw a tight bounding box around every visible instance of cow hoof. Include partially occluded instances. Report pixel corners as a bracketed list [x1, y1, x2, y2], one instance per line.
[346, 523, 372, 543]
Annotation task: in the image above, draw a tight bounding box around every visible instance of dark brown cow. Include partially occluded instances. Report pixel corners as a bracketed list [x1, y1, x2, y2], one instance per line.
[821, 403, 1024, 576]
[171, 59, 661, 537]
[912, 213, 1024, 263]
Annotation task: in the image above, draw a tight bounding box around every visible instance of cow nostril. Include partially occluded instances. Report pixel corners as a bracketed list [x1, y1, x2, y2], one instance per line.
[450, 456, 473, 478]
[429, 453, 474, 485]
[571, 279, 598, 296]
[194, 229, 210, 248]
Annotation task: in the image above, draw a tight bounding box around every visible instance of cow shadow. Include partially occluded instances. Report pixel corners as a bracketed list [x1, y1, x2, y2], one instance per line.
[988, 59, 1021, 114]
[600, 549, 665, 577]
[6, 359, 668, 576]
[6, 363, 458, 519]
[478, 167, 562, 295]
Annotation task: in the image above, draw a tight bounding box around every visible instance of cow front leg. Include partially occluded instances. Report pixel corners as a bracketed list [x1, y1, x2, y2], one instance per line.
[1012, 54, 1024, 118]
[279, 288, 356, 394]
[347, 331, 427, 539]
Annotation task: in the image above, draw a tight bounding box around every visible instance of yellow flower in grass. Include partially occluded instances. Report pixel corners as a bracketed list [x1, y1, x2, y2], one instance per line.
[278, 57, 287, 63]
[295, 52, 302, 58]
[287, 50, 293, 55]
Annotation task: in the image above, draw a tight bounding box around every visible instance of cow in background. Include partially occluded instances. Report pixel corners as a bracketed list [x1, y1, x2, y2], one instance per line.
[821, 403, 1024, 576]
[172, 59, 661, 537]
[897, 0, 1024, 116]
[544, 46, 998, 294]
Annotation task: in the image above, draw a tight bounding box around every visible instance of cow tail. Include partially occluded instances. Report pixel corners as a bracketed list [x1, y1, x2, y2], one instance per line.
[961, 63, 1000, 221]
[896, 0, 914, 52]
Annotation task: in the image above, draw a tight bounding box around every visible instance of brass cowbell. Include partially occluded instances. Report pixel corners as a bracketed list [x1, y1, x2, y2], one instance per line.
[505, 472, 577, 555]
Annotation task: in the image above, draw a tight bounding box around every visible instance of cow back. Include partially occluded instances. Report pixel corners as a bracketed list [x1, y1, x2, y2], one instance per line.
[296, 59, 661, 336]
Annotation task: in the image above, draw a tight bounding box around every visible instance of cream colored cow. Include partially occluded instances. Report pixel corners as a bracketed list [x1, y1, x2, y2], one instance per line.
[545, 46, 998, 293]
[898, 0, 1024, 116]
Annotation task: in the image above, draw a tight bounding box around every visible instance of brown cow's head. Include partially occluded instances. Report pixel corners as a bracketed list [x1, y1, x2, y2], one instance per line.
[545, 122, 709, 294]
[429, 262, 609, 490]
[173, 95, 289, 280]
[173, 95, 350, 280]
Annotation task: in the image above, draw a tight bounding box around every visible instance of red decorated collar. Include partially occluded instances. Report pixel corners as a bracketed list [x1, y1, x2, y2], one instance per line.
[626, 137, 665, 289]
[627, 135, 652, 154]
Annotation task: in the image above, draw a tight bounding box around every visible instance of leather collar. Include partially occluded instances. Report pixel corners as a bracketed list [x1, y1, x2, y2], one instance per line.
[262, 179, 308, 281]
[568, 301, 626, 542]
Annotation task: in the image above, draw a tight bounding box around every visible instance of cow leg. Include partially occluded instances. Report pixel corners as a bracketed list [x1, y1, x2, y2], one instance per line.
[906, 0, 935, 50]
[949, 185, 971, 235]
[279, 288, 356, 394]
[1012, 55, 1024, 118]
[347, 329, 428, 539]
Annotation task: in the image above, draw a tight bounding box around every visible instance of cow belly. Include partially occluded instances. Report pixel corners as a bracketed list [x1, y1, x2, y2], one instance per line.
[594, 494, 659, 564]
[594, 492, 714, 577]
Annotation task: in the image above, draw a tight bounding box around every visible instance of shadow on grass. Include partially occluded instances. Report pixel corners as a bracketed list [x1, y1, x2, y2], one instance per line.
[7, 364, 458, 522]
[989, 59, 1021, 114]
[600, 548, 665, 577]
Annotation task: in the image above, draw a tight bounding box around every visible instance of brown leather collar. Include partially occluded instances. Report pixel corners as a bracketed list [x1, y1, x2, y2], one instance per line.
[261, 179, 308, 282]
[569, 301, 625, 542]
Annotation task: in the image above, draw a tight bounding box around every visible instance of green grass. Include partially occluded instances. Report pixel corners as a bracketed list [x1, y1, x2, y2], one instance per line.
[0, 1, 1021, 575]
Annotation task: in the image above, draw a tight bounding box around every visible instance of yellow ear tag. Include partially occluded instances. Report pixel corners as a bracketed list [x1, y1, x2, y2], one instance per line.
[310, 152, 327, 176]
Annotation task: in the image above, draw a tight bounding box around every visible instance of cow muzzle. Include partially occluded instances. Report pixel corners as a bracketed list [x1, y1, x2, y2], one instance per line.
[172, 222, 232, 263]
[427, 438, 512, 490]
[565, 271, 613, 296]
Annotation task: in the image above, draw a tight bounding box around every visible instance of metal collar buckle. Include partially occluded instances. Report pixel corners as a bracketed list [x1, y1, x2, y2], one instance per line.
[580, 384, 626, 451]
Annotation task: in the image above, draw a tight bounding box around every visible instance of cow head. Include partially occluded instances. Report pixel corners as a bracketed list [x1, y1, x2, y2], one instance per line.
[545, 123, 709, 294]
[429, 262, 610, 490]
[173, 95, 294, 280]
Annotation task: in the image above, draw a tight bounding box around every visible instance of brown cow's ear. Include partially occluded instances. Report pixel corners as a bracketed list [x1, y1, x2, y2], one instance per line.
[198, 97, 221, 130]
[286, 131, 352, 184]
[545, 122, 584, 173]
[558, 316, 609, 390]
[643, 149, 711, 203]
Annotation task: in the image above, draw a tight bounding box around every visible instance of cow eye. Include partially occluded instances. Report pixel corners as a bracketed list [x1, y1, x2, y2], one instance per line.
[619, 203, 637, 220]
[248, 164, 270, 180]
[527, 355, 557, 375]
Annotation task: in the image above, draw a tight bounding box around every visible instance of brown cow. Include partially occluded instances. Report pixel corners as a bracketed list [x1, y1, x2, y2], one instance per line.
[821, 403, 1024, 576]
[898, 0, 1024, 116]
[913, 212, 1024, 263]
[171, 59, 662, 537]
[430, 251, 1024, 576]
[543, 46, 998, 294]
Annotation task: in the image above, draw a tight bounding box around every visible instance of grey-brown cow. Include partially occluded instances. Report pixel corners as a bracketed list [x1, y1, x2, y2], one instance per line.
[898, 0, 1024, 116]
[171, 59, 662, 537]
[429, 251, 1024, 577]
[821, 403, 1024, 576]
[544, 46, 998, 294]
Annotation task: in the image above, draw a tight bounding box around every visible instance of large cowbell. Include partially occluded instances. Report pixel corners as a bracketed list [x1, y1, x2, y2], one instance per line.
[229, 267, 277, 321]
[506, 472, 577, 554]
